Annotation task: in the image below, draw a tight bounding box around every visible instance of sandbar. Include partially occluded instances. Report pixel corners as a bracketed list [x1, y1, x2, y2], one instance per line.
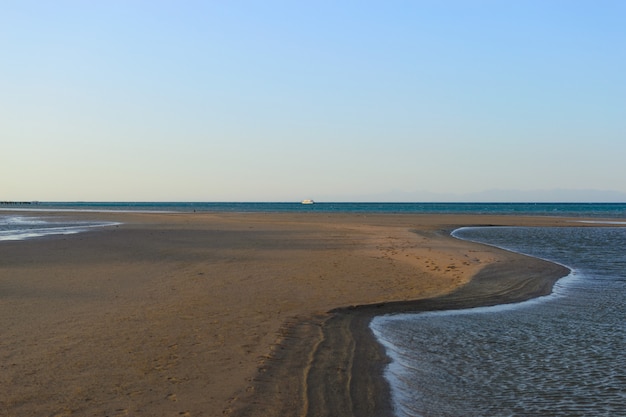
[0, 212, 588, 416]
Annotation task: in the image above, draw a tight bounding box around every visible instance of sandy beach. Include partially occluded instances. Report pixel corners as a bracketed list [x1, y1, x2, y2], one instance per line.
[0, 212, 581, 416]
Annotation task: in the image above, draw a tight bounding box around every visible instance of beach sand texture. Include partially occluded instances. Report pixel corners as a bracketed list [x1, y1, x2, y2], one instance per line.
[0, 212, 574, 416]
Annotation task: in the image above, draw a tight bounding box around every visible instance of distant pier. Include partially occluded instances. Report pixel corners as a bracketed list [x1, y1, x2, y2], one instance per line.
[0, 201, 39, 205]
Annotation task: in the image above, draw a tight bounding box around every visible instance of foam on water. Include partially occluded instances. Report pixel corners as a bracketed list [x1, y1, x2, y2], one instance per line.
[0, 215, 119, 241]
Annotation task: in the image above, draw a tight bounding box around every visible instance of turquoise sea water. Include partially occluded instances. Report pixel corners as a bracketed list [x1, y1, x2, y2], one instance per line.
[3, 201, 626, 216]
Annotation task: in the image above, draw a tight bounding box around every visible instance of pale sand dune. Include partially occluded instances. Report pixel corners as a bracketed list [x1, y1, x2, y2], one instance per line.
[0, 212, 579, 416]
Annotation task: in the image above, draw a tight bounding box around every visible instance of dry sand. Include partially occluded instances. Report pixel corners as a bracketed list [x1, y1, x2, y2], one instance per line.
[0, 212, 586, 416]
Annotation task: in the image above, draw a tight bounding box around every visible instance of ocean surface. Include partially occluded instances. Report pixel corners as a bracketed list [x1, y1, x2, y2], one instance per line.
[3, 201, 626, 216]
[2, 202, 626, 416]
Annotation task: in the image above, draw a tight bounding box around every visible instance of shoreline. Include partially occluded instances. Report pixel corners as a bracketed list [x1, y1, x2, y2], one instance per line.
[0, 212, 602, 416]
[230, 226, 570, 417]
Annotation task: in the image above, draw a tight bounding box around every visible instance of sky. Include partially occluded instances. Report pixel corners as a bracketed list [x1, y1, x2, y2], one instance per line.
[2, 1, 625, 202]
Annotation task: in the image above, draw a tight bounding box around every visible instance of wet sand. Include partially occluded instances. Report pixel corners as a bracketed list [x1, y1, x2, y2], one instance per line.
[0, 212, 580, 416]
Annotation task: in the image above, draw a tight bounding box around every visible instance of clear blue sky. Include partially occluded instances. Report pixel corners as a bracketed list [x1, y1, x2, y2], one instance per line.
[2, 1, 625, 201]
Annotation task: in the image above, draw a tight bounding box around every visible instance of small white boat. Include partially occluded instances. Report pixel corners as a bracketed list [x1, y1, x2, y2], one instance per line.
[301, 199, 315, 205]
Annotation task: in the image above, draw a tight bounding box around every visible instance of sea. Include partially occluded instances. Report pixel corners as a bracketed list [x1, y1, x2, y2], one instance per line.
[2, 202, 626, 415]
[2, 201, 626, 216]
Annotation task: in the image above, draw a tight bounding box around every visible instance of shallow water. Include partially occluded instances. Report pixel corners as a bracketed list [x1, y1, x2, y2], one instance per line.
[371, 227, 626, 417]
[0, 215, 118, 241]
